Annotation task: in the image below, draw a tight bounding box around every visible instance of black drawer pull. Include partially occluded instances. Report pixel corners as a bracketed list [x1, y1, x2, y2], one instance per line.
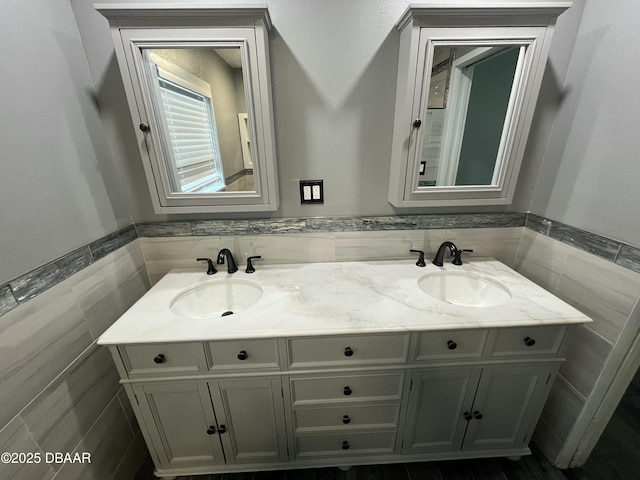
[463, 411, 472, 421]
[218, 424, 227, 434]
[343, 386, 352, 396]
[342, 415, 351, 424]
[524, 337, 536, 347]
[153, 354, 166, 364]
[344, 346, 354, 357]
[237, 350, 248, 360]
[342, 441, 350, 450]
[447, 340, 457, 350]
[473, 410, 483, 420]
[206, 425, 216, 435]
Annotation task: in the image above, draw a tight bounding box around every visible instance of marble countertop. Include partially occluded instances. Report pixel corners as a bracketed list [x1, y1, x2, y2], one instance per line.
[98, 258, 591, 345]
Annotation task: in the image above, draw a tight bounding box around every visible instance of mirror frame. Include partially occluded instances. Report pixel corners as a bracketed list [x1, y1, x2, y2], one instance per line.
[389, 2, 571, 208]
[96, 5, 279, 214]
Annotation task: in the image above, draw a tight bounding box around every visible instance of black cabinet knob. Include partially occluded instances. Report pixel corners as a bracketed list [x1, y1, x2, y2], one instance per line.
[344, 346, 354, 357]
[413, 119, 422, 128]
[447, 340, 457, 350]
[153, 354, 166, 364]
[342, 415, 351, 425]
[524, 337, 536, 347]
[342, 441, 350, 450]
[237, 350, 248, 361]
[218, 425, 227, 434]
[206, 425, 216, 435]
[473, 410, 483, 420]
[463, 411, 472, 421]
[343, 386, 352, 396]
[139, 122, 150, 132]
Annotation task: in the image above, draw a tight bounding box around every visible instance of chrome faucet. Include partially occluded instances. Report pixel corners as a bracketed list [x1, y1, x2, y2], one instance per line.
[216, 248, 238, 273]
[432, 241, 473, 266]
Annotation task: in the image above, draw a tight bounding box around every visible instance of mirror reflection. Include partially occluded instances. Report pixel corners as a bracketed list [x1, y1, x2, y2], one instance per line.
[144, 47, 255, 195]
[418, 44, 522, 188]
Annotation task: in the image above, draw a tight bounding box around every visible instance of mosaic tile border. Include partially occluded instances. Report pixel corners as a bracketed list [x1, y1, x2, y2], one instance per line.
[135, 213, 527, 237]
[2, 213, 639, 318]
[526, 214, 640, 273]
[1, 225, 137, 317]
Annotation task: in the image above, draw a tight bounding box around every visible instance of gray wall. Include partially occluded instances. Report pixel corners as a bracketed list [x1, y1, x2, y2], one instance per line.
[69, 0, 584, 222]
[0, 0, 131, 285]
[528, 0, 640, 246]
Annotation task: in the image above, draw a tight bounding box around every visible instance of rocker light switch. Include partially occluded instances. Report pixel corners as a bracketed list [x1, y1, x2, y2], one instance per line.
[300, 180, 324, 204]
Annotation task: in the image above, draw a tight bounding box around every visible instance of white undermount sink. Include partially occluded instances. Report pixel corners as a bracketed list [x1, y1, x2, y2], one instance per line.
[170, 279, 263, 320]
[418, 271, 512, 307]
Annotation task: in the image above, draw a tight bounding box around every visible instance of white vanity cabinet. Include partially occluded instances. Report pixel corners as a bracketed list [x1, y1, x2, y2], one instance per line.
[286, 333, 410, 459]
[209, 377, 288, 464]
[113, 340, 288, 476]
[99, 260, 589, 476]
[289, 371, 405, 458]
[131, 377, 287, 470]
[402, 326, 566, 458]
[402, 363, 557, 455]
[130, 381, 225, 469]
[108, 325, 569, 476]
[460, 363, 558, 452]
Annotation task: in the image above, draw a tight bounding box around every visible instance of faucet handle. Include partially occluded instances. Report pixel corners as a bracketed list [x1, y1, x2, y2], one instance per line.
[196, 257, 217, 275]
[246, 256, 262, 274]
[409, 249, 426, 267]
[452, 249, 473, 266]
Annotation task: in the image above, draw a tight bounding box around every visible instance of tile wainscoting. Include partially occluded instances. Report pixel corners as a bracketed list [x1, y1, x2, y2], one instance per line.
[1, 213, 639, 478]
[515, 229, 640, 468]
[3, 213, 640, 317]
[0, 241, 150, 480]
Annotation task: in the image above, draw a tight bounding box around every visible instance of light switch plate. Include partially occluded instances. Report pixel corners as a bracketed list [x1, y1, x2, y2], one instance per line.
[300, 180, 323, 204]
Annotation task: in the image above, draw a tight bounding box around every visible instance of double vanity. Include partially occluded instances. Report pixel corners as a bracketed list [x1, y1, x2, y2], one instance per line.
[92, 2, 582, 476]
[98, 251, 590, 478]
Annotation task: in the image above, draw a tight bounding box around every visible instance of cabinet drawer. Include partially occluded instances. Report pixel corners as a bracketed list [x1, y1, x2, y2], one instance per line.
[288, 334, 409, 368]
[294, 404, 400, 431]
[488, 326, 567, 357]
[295, 431, 396, 457]
[206, 339, 279, 370]
[120, 343, 207, 377]
[415, 329, 488, 361]
[290, 373, 404, 405]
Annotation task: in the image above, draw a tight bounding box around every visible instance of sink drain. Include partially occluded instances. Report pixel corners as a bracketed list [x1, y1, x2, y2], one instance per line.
[221, 311, 234, 317]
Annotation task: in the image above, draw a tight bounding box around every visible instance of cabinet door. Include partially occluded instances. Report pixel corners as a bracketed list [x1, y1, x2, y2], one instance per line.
[210, 377, 288, 464]
[401, 368, 480, 454]
[132, 382, 224, 469]
[462, 364, 557, 451]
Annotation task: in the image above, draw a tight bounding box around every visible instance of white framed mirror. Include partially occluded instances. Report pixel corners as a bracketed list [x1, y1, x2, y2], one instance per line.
[389, 3, 571, 207]
[96, 5, 279, 214]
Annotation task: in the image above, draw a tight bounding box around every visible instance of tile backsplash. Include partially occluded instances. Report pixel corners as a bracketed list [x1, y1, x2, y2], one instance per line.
[2, 213, 640, 317]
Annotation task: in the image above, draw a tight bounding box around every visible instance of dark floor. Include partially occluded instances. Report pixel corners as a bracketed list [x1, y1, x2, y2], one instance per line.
[136, 372, 640, 480]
